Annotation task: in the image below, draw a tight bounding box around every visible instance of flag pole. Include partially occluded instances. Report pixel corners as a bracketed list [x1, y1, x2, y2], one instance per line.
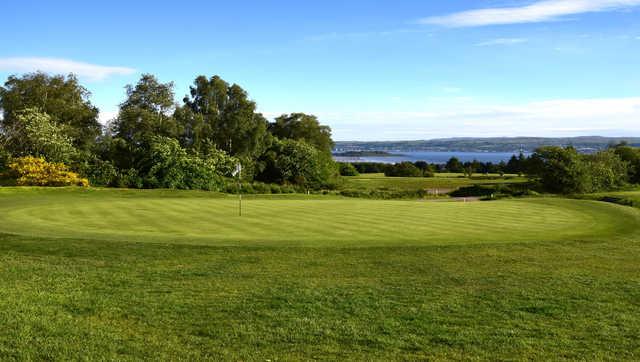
[236, 163, 242, 217]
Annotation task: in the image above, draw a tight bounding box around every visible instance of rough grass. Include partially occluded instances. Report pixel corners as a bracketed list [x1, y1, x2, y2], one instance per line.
[340, 173, 529, 192]
[1, 187, 639, 360]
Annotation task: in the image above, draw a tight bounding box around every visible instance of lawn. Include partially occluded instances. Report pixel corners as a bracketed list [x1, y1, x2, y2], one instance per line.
[1, 187, 639, 360]
[340, 173, 529, 192]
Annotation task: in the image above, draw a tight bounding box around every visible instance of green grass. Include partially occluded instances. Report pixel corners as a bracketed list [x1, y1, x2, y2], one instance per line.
[1, 187, 640, 360]
[340, 172, 529, 192]
[579, 190, 640, 206]
[0, 187, 634, 246]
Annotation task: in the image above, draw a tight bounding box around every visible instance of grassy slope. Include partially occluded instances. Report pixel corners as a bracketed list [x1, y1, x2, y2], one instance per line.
[0, 187, 639, 360]
[340, 173, 528, 192]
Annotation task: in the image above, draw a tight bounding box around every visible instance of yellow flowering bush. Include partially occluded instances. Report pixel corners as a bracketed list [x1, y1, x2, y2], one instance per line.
[7, 156, 89, 187]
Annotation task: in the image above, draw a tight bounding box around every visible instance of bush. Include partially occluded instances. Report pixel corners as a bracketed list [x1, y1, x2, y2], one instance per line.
[77, 157, 118, 187]
[255, 138, 338, 189]
[115, 168, 144, 189]
[384, 162, 423, 177]
[338, 162, 359, 176]
[0, 146, 10, 173]
[338, 188, 428, 199]
[5, 156, 88, 187]
[143, 136, 236, 191]
[529, 147, 627, 194]
[352, 162, 387, 174]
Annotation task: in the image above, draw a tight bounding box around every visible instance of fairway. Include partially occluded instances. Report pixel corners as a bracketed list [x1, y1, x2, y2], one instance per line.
[0, 187, 638, 246]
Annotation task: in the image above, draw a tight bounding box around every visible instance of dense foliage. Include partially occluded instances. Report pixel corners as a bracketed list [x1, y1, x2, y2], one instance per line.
[338, 162, 359, 176]
[2, 108, 77, 163]
[527, 146, 628, 194]
[0, 72, 337, 191]
[384, 162, 424, 177]
[0, 72, 100, 150]
[5, 156, 88, 187]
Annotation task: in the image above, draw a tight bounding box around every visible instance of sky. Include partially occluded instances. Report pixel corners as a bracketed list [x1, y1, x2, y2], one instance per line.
[1, 0, 640, 141]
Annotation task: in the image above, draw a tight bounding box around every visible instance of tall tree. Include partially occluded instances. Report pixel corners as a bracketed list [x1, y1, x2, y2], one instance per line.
[182, 75, 267, 158]
[113, 74, 179, 144]
[110, 74, 179, 170]
[0, 72, 100, 150]
[269, 113, 334, 154]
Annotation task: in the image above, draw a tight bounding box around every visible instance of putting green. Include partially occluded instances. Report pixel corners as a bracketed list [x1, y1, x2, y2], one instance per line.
[0, 187, 638, 246]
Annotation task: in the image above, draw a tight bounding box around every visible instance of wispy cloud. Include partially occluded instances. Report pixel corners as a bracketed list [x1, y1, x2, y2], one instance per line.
[0, 57, 136, 81]
[475, 38, 529, 46]
[420, 0, 640, 27]
[286, 97, 640, 140]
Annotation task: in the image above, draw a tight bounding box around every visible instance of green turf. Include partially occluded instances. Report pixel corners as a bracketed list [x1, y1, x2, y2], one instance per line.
[0, 187, 635, 246]
[340, 173, 529, 192]
[1, 187, 640, 360]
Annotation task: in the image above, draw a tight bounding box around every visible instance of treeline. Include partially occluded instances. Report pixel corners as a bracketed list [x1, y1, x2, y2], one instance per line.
[342, 154, 528, 177]
[343, 145, 638, 194]
[0, 72, 338, 190]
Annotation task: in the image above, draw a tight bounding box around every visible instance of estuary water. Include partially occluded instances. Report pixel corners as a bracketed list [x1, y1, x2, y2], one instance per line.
[333, 151, 522, 164]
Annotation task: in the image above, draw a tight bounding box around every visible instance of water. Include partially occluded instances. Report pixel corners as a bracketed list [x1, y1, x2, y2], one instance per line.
[333, 151, 523, 164]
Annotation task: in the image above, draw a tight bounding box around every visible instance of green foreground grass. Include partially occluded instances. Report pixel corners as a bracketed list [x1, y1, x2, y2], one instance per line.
[1, 187, 640, 360]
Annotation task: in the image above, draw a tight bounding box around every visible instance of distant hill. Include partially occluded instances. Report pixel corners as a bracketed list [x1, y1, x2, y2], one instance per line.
[334, 137, 640, 153]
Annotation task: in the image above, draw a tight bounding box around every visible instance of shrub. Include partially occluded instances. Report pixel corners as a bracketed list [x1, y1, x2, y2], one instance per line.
[255, 138, 338, 189]
[6, 156, 88, 187]
[77, 157, 118, 187]
[143, 136, 236, 190]
[384, 162, 423, 177]
[529, 147, 628, 194]
[338, 162, 359, 176]
[3, 108, 77, 163]
[352, 162, 387, 174]
[0, 146, 10, 172]
[115, 168, 144, 189]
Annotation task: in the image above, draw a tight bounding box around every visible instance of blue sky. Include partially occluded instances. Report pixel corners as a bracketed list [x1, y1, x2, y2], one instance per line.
[1, 0, 640, 140]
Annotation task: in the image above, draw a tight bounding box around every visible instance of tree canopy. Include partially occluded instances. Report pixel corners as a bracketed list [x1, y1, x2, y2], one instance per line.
[0, 72, 100, 150]
[269, 113, 334, 154]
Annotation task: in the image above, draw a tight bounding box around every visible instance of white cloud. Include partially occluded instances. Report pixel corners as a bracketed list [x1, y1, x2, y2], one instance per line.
[475, 38, 528, 46]
[293, 97, 640, 140]
[420, 0, 640, 27]
[0, 57, 136, 81]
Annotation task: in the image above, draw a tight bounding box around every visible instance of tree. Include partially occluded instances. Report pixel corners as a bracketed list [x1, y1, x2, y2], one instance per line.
[529, 146, 627, 194]
[0, 72, 100, 150]
[445, 157, 463, 173]
[3, 108, 77, 163]
[182, 75, 268, 159]
[110, 74, 180, 170]
[113, 74, 179, 144]
[414, 161, 435, 177]
[338, 162, 359, 176]
[255, 138, 337, 188]
[269, 113, 334, 154]
[613, 144, 640, 183]
[384, 162, 423, 177]
[506, 153, 527, 175]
